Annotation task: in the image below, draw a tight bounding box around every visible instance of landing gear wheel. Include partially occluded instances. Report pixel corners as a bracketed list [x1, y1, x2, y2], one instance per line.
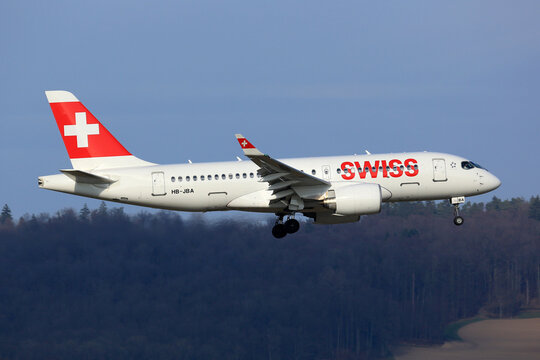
[272, 224, 287, 238]
[451, 198, 465, 226]
[284, 219, 300, 234]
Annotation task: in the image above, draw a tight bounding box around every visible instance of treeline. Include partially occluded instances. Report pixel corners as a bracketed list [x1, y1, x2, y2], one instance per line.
[0, 197, 539, 360]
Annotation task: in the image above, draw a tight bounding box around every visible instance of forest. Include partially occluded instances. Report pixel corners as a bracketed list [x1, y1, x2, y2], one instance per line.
[0, 197, 539, 360]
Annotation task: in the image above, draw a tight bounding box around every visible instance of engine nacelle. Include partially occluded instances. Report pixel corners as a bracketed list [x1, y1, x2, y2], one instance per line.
[323, 183, 382, 216]
[313, 213, 360, 224]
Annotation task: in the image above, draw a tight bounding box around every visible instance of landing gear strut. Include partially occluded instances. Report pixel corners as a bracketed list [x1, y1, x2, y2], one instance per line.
[450, 197, 465, 226]
[272, 214, 300, 238]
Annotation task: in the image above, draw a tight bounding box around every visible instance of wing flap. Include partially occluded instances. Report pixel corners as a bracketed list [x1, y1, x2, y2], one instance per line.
[260, 172, 289, 182]
[268, 180, 300, 191]
[270, 189, 295, 200]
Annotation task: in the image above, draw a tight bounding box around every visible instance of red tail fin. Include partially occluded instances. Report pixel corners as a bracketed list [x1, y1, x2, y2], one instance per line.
[46, 91, 131, 159]
[45, 91, 153, 169]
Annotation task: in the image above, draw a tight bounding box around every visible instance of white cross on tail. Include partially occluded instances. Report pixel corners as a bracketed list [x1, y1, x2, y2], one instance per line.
[63, 112, 100, 148]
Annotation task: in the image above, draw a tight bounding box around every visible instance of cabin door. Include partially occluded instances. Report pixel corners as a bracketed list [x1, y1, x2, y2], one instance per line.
[151, 172, 166, 196]
[432, 159, 447, 182]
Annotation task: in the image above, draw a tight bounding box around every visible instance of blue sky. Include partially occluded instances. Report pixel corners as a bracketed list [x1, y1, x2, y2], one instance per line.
[1, 1, 539, 217]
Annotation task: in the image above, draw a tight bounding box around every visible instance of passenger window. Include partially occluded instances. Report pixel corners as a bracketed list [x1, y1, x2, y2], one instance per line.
[186, 176, 190, 182]
[337, 168, 342, 174]
[243, 173, 247, 179]
[229, 173, 233, 179]
[193, 176, 197, 181]
[236, 173, 240, 179]
[312, 169, 316, 175]
[215, 174, 219, 180]
[201, 175, 205, 181]
[178, 176, 183, 182]
[171, 176, 175, 182]
[222, 174, 226, 180]
[250, 173, 254, 178]
[207, 175, 211, 181]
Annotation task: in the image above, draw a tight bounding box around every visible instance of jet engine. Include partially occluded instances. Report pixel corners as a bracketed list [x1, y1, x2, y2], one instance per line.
[323, 183, 382, 216]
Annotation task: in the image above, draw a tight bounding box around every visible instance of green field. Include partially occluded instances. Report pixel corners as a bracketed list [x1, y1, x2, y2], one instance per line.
[444, 310, 540, 341]
[444, 317, 486, 341]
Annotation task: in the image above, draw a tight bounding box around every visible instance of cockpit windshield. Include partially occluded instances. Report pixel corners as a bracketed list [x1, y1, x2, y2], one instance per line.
[471, 162, 484, 169]
[461, 161, 485, 170]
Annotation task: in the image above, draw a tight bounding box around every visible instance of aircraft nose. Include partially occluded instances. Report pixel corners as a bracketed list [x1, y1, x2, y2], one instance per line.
[484, 173, 501, 191]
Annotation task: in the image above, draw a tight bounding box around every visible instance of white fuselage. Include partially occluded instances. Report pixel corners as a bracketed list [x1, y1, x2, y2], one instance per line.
[39, 151, 500, 214]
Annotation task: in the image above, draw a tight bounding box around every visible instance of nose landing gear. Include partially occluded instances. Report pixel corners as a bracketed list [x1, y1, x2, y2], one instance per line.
[453, 213, 464, 226]
[272, 214, 300, 238]
[451, 196, 465, 226]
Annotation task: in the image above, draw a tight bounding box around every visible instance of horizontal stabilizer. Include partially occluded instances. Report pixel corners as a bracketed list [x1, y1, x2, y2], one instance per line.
[60, 169, 116, 184]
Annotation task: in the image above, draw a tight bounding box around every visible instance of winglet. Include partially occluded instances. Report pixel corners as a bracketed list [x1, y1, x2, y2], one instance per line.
[235, 134, 264, 156]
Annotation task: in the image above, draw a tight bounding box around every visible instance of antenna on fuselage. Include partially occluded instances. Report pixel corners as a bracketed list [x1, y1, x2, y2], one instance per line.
[365, 150, 371, 155]
[236, 156, 242, 161]
[188, 160, 192, 164]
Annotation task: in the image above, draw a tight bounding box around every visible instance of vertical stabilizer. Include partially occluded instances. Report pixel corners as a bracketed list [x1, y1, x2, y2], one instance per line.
[45, 91, 154, 170]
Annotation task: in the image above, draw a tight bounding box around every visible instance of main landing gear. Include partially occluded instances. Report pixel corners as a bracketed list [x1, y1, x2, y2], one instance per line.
[272, 214, 300, 238]
[451, 196, 465, 226]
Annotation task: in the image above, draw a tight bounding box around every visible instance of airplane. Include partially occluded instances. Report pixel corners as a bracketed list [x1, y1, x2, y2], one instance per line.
[39, 91, 501, 238]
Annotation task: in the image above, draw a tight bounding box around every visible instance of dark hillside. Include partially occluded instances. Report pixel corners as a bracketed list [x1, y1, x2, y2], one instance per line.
[0, 197, 538, 359]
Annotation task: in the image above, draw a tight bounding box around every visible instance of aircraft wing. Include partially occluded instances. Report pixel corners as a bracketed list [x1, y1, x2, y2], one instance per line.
[235, 134, 330, 209]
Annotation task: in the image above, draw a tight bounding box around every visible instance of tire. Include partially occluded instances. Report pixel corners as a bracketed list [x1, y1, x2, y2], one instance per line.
[453, 216, 464, 226]
[272, 224, 287, 238]
[284, 219, 300, 234]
